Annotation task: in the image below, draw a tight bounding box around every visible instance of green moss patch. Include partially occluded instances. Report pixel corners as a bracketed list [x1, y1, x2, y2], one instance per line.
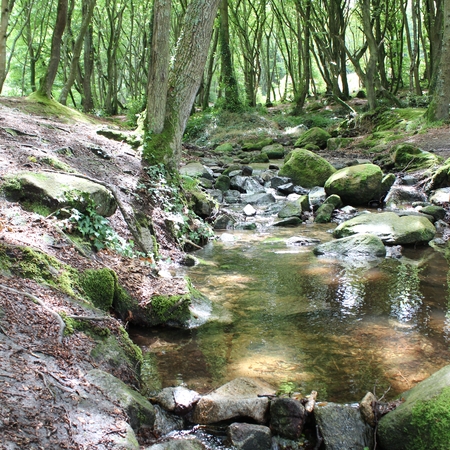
[80, 268, 117, 311]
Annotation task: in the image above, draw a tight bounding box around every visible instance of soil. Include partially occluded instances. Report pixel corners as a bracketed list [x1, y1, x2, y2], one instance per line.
[1, 96, 450, 449]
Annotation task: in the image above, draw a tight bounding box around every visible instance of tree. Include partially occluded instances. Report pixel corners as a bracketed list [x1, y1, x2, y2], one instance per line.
[143, 0, 221, 169]
[426, 0, 450, 121]
[37, 0, 68, 98]
[0, 0, 15, 93]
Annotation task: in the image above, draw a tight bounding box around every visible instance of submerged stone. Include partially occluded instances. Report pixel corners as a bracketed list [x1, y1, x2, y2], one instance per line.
[313, 234, 386, 258]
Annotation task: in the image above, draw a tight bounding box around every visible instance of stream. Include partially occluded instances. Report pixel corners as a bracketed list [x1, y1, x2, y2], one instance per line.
[130, 221, 450, 404]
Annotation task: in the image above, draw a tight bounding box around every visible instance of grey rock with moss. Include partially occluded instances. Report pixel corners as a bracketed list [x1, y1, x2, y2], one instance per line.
[279, 149, 336, 188]
[324, 164, 383, 206]
[180, 162, 214, 180]
[294, 127, 331, 149]
[145, 438, 207, 449]
[273, 217, 302, 227]
[377, 364, 450, 450]
[314, 402, 374, 450]
[384, 185, 427, 210]
[278, 196, 306, 219]
[215, 174, 231, 192]
[215, 143, 234, 153]
[327, 137, 353, 151]
[192, 377, 275, 424]
[241, 192, 276, 205]
[85, 369, 155, 434]
[270, 397, 305, 440]
[228, 423, 272, 450]
[333, 211, 436, 245]
[426, 158, 450, 190]
[314, 194, 342, 223]
[152, 386, 201, 414]
[261, 143, 285, 159]
[392, 143, 442, 171]
[3, 171, 117, 216]
[313, 234, 386, 258]
[429, 187, 450, 206]
[242, 138, 273, 151]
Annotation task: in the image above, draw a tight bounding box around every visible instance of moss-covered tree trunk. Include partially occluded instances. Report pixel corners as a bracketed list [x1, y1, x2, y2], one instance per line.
[143, 0, 221, 169]
[37, 0, 68, 98]
[0, 0, 13, 94]
[426, 0, 450, 121]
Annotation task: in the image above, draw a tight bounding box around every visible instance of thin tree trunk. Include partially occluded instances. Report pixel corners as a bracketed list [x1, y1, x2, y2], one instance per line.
[0, 0, 14, 94]
[38, 0, 68, 98]
[59, 0, 96, 104]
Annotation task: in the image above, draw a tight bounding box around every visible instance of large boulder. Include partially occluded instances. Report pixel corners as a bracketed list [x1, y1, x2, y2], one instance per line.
[270, 397, 306, 440]
[228, 423, 272, 450]
[294, 127, 331, 149]
[2, 171, 117, 216]
[333, 211, 436, 245]
[279, 149, 336, 188]
[313, 234, 386, 258]
[324, 164, 384, 206]
[314, 402, 374, 450]
[192, 377, 275, 424]
[377, 365, 450, 450]
[391, 143, 442, 171]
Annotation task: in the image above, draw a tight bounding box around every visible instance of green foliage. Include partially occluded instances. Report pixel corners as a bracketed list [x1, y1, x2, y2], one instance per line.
[39, 156, 75, 172]
[183, 112, 214, 142]
[277, 381, 298, 396]
[59, 195, 135, 256]
[410, 387, 450, 450]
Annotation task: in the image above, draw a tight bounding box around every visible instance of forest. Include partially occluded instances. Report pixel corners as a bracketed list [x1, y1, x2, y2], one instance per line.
[1, 0, 450, 167]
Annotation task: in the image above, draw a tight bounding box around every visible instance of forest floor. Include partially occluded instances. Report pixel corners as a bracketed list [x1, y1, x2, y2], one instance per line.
[1, 96, 450, 449]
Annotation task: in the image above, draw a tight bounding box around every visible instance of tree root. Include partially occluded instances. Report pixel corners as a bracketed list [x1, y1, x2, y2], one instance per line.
[0, 284, 66, 344]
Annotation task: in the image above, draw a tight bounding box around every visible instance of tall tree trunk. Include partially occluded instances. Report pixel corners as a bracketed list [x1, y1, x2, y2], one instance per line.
[426, 0, 450, 120]
[143, 0, 221, 169]
[146, 0, 171, 134]
[202, 24, 219, 110]
[82, 12, 94, 112]
[0, 0, 14, 94]
[59, 0, 96, 105]
[37, 0, 68, 98]
[219, 0, 241, 110]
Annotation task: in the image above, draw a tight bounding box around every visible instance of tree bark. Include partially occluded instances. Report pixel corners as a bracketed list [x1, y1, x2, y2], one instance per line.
[0, 0, 14, 94]
[38, 0, 68, 98]
[59, 0, 96, 105]
[143, 0, 221, 169]
[426, 0, 450, 121]
[146, 0, 171, 135]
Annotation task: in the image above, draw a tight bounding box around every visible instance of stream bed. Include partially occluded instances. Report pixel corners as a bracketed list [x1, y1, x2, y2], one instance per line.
[130, 222, 450, 403]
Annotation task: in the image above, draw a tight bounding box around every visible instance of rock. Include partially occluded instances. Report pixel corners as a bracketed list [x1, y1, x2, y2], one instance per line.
[294, 127, 331, 149]
[192, 377, 275, 424]
[277, 183, 295, 195]
[180, 162, 214, 180]
[245, 178, 266, 194]
[189, 190, 216, 218]
[3, 171, 117, 216]
[261, 143, 285, 159]
[417, 205, 446, 221]
[313, 233, 386, 258]
[228, 423, 272, 450]
[215, 143, 234, 153]
[213, 213, 236, 229]
[206, 189, 223, 203]
[223, 190, 241, 204]
[153, 405, 184, 437]
[384, 185, 427, 210]
[429, 187, 450, 205]
[273, 217, 302, 227]
[85, 369, 155, 434]
[333, 211, 436, 245]
[241, 192, 276, 205]
[230, 175, 248, 193]
[309, 186, 327, 210]
[241, 166, 253, 176]
[278, 197, 304, 218]
[426, 158, 450, 190]
[242, 138, 273, 151]
[327, 137, 353, 151]
[284, 124, 308, 138]
[377, 364, 450, 450]
[243, 204, 256, 216]
[215, 174, 231, 192]
[359, 392, 376, 427]
[314, 194, 342, 223]
[391, 143, 442, 171]
[269, 176, 292, 189]
[279, 149, 336, 188]
[381, 173, 396, 194]
[286, 236, 321, 246]
[314, 402, 374, 450]
[145, 438, 206, 449]
[270, 397, 306, 440]
[324, 164, 384, 206]
[152, 386, 201, 414]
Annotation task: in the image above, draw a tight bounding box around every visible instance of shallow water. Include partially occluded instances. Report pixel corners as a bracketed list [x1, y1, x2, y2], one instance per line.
[130, 223, 450, 403]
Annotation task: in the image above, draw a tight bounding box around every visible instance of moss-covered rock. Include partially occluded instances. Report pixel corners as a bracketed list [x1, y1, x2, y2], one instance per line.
[426, 158, 450, 191]
[277, 196, 308, 219]
[2, 171, 117, 217]
[377, 365, 450, 450]
[242, 137, 273, 151]
[324, 164, 384, 206]
[392, 144, 442, 171]
[314, 194, 342, 223]
[327, 137, 353, 151]
[294, 127, 331, 149]
[261, 143, 285, 159]
[313, 233, 386, 258]
[80, 268, 116, 311]
[215, 174, 231, 192]
[215, 142, 234, 153]
[279, 149, 336, 188]
[333, 211, 436, 245]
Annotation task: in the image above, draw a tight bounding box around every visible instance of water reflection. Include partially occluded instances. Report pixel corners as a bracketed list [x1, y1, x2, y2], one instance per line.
[130, 228, 450, 403]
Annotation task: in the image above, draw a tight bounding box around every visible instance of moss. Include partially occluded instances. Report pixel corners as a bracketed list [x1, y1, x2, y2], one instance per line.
[410, 386, 450, 450]
[151, 294, 190, 323]
[80, 268, 116, 311]
[118, 325, 143, 366]
[21, 200, 52, 217]
[142, 126, 174, 167]
[39, 156, 74, 172]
